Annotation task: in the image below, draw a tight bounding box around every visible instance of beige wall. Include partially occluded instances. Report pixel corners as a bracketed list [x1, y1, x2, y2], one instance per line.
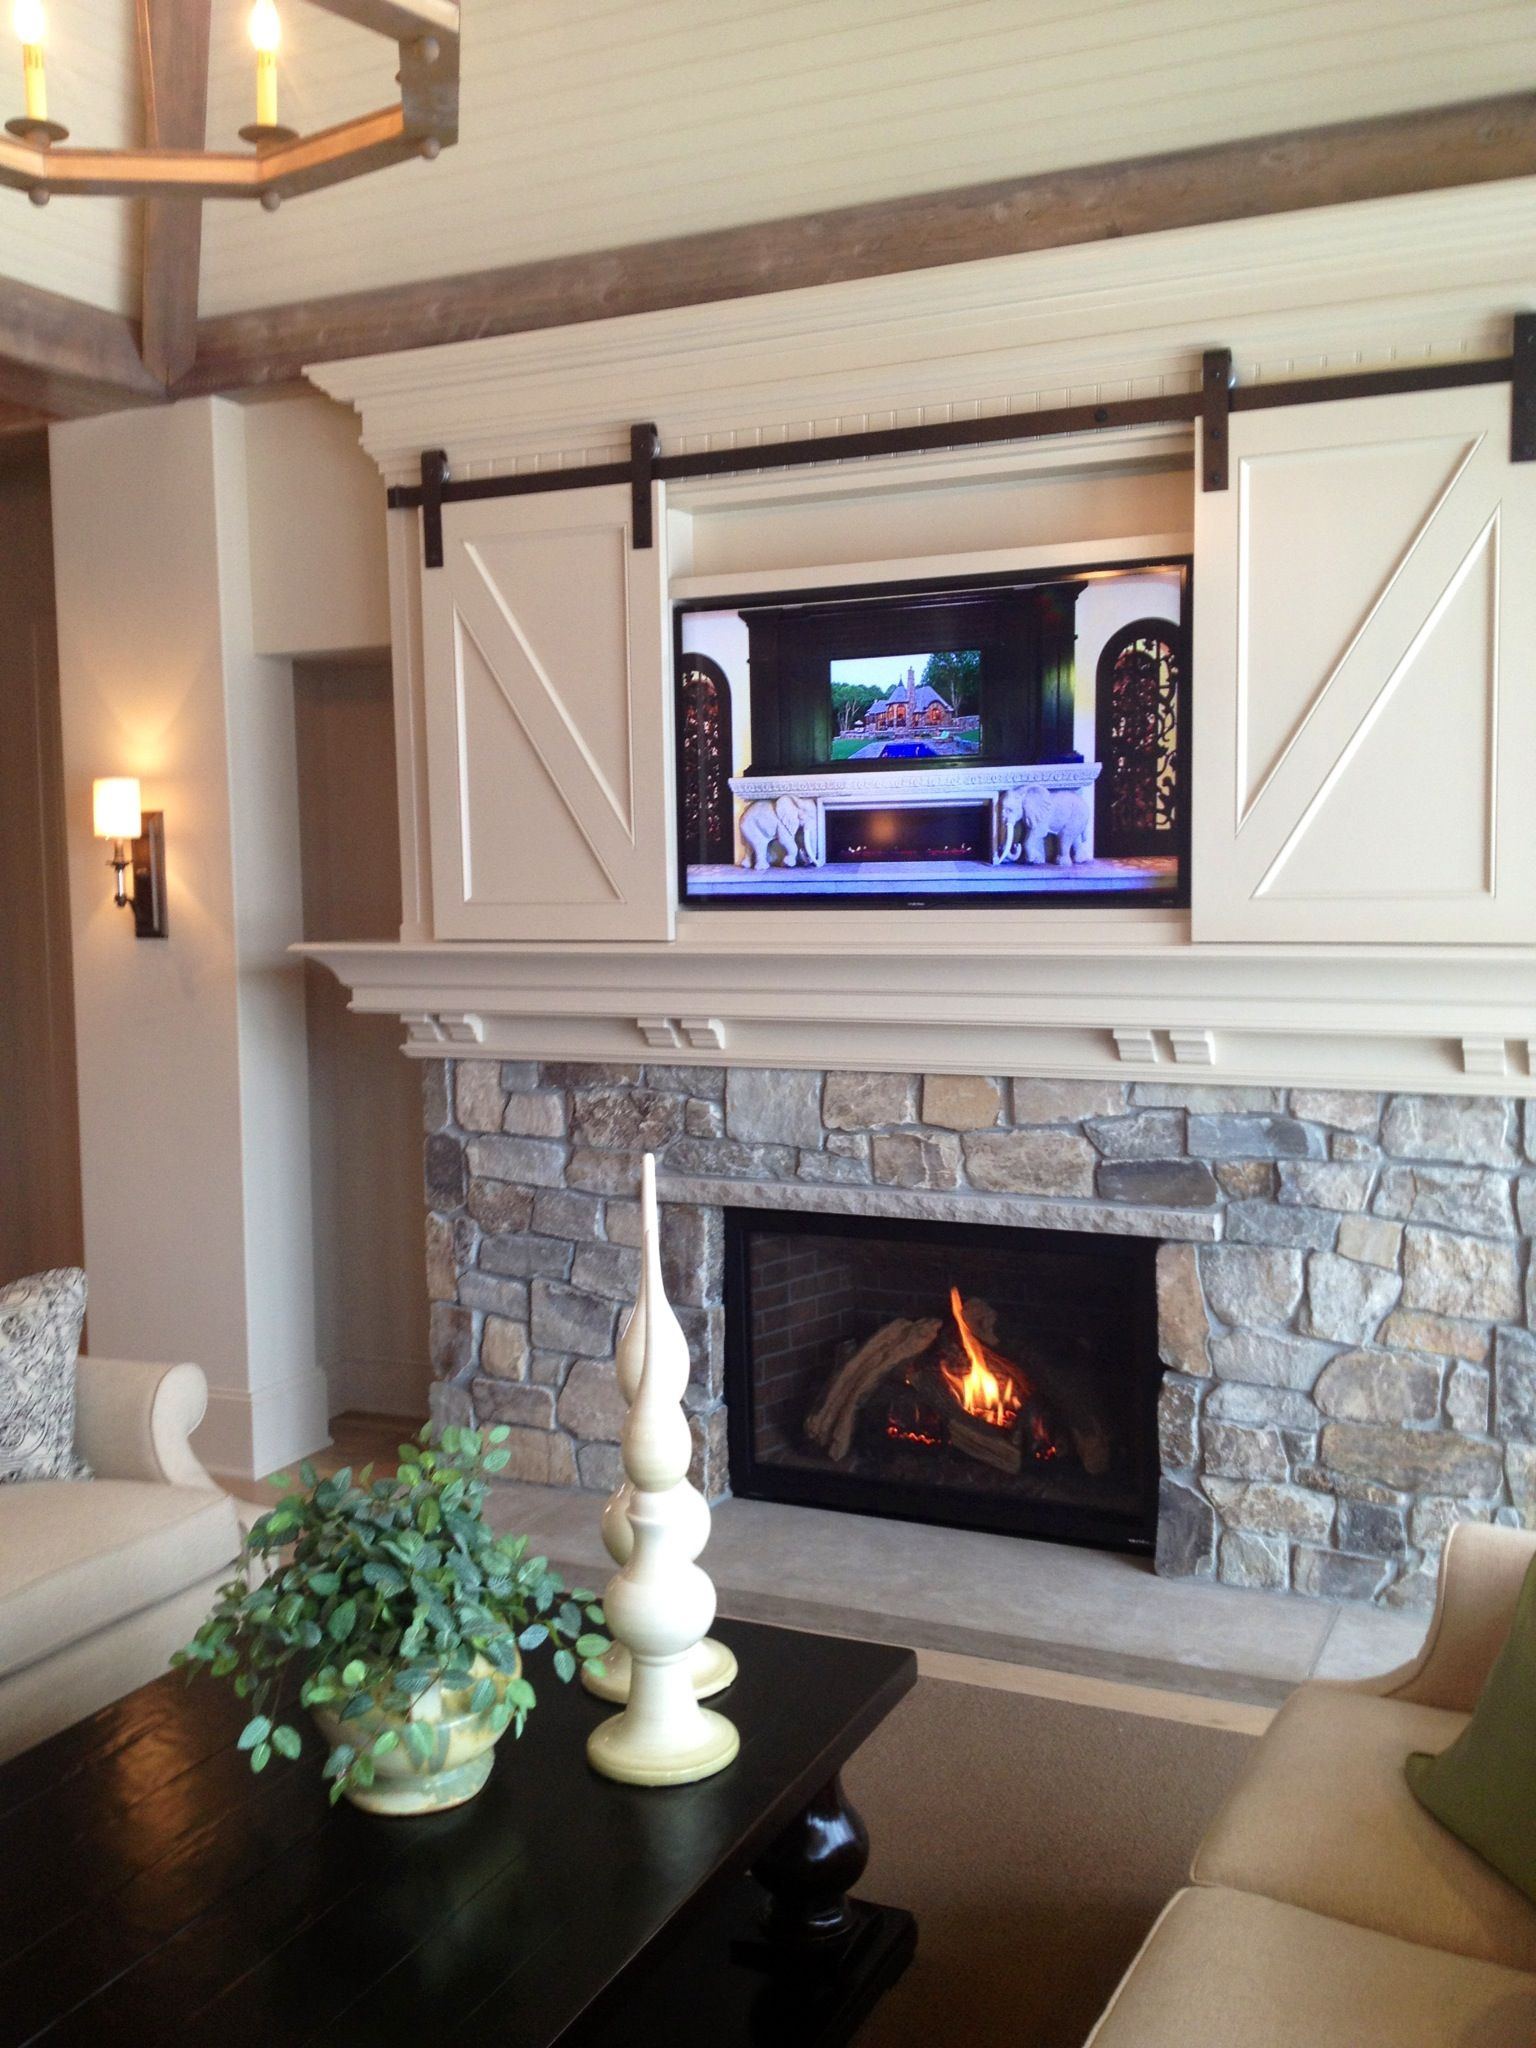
[0, 435, 82, 1287]
[49, 398, 327, 1477]
[295, 656, 429, 1421]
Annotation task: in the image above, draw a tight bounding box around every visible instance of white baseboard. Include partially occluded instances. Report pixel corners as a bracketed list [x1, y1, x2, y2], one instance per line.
[196, 1366, 332, 1482]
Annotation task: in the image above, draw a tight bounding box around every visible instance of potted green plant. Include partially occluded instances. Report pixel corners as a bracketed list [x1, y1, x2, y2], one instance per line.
[175, 1423, 610, 1814]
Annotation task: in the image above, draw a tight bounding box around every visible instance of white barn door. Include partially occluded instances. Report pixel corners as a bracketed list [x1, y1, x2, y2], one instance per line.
[421, 484, 675, 941]
[1191, 385, 1536, 943]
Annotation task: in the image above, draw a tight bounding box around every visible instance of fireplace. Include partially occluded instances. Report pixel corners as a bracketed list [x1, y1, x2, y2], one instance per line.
[824, 801, 992, 864]
[723, 1207, 1161, 1552]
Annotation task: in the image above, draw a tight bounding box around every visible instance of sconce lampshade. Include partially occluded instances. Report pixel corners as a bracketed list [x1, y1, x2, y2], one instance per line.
[92, 777, 142, 842]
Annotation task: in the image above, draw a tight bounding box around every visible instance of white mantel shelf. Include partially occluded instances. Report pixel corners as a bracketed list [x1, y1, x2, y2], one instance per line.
[299, 930, 1536, 1095]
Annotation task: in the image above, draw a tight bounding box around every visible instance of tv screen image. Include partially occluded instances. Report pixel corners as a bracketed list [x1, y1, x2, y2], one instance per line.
[829, 651, 983, 762]
[675, 559, 1188, 909]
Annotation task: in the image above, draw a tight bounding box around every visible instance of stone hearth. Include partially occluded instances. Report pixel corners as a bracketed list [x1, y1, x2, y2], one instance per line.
[420, 1061, 1536, 1608]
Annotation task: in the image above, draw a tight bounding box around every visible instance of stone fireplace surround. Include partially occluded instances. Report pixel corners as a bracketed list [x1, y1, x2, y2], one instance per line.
[421, 1058, 1536, 1610]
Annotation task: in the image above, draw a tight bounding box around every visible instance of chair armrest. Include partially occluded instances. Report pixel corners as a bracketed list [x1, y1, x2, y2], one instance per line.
[73, 1356, 218, 1491]
[1357, 1521, 1536, 1711]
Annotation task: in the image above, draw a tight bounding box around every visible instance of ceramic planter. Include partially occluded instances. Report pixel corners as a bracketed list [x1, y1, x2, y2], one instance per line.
[310, 1652, 520, 1816]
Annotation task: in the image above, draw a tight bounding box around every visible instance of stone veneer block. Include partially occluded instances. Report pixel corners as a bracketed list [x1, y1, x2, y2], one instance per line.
[501, 1091, 567, 1138]
[481, 1315, 530, 1380]
[1313, 1349, 1441, 1425]
[571, 1087, 682, 1152]
[429, 1301, 474, 1378]
[530, 1279, 618, 1359]
[465, 1134, 567, 1188]
[962, 1129, 1097, 1197]
[1401, 1228, 1522, 1322]
[824, 1070, 919, 1129]
[1336, 1215, 1402, 1269]
[467, 1180, 535, 1236]
[454, 1060, 506, 1133]
[1379, 1309, 1491, 1363]
[1085, 1111, 1185, 1160]
[726, 1067, 824, 1149]
[1202, 1478, 1334, 1543]
[1374, 1166, 1515, 1237]
[1156, 1242, 1211, 1376]
[556, 1360, 629, 1443]
[1188, 1114, 1323, 1160]
[920, 1073, 1002, 1130]
[1201, 1246, 1305, 1331]
[1011, 1078, 1125, 1122]
[470, 1378, 555, 1430]
[1319, 1423, 1503, 1495]
[1289, 1090, 1382, 1134]
[1276, 1161, 1376, 1212]
[872, 1131, 962, 1190]
[1381, 1095, 1519, 1165]
[1493, 1328, 1536, 1442]
[1298, 1252, 1401, 1344]
[1219, 1530, 1289, 1589]
[425, 1213, 456, 1302]
[1157, 1376, 1200, 1469]
[1208, 1330, 1334, 1391]
[1096, 1159, 1218, 1207]
[1447, 1361, 1491, 1436]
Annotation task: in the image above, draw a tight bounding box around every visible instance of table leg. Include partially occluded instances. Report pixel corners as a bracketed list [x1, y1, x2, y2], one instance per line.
[752, 1774, 870, 1946]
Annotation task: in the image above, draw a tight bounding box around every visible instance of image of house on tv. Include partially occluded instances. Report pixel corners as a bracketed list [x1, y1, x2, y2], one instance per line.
[676, 563, 1187, 906]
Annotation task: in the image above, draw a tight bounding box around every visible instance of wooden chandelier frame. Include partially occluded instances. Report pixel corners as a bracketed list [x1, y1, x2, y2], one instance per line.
[0, 0, 458, 207]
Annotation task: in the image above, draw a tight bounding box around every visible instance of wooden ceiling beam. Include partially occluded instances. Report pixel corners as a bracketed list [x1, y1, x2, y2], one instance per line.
[136, 0, 212, 388]
[180, 91, 1536, 396]
[0, 276, 163, 416]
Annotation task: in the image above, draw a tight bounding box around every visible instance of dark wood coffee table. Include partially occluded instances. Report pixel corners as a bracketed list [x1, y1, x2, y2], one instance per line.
[0, 1618, 916, 2047]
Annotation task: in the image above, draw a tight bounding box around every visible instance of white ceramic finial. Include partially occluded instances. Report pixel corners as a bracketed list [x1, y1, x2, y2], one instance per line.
[583, 1168, 737, 1705]
[586, 1156, 739, 1785]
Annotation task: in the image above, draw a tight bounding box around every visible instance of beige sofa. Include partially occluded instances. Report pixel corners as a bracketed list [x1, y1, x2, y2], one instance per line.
[0, 1356, 246, 1763]
[1088, 1521, 1536, 2046]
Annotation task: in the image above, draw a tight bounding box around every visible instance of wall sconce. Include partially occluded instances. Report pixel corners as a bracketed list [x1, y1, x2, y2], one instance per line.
[92, 777, 167, 938]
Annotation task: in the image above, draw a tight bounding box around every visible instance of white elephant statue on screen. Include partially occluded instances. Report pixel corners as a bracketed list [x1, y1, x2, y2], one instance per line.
[995, 785, 1091, 866]
[740, 795, 822, 871]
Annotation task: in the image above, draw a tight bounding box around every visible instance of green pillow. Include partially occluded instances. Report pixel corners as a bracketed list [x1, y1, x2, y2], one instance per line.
[1407, 1551, 1536, 1905]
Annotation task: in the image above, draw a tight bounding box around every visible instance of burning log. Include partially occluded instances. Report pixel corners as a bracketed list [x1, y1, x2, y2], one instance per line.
[805, 1316, 943, 1462]
[948, 1411, 1024, 1475]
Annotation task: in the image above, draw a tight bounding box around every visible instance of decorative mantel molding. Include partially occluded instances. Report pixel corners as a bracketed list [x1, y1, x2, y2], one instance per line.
[301, 935, 1536, 1097]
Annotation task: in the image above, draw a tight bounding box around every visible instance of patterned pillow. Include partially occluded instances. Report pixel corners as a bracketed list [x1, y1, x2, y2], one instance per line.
[0, 1268, 90, 1483]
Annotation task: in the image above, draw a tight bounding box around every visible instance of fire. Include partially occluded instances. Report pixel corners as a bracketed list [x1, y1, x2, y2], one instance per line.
[940, 1287, 1024, 1429]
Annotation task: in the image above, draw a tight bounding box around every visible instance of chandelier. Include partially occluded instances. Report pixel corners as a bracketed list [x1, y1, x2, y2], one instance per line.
[1, 0, 459, 209]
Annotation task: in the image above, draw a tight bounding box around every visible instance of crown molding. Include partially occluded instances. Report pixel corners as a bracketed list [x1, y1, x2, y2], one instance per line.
[308, 179, 1536, 485]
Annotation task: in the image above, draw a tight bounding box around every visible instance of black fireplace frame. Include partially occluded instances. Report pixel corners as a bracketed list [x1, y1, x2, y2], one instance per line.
[722, 1205, 1162, 1555]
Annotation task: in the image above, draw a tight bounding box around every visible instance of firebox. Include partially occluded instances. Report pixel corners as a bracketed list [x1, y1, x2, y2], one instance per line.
[723, 1207, 1161, 1552]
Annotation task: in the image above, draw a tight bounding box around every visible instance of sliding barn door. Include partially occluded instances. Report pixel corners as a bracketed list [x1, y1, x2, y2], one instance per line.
[1191, 385, 1536, 943]
[421, 484, 675, 940]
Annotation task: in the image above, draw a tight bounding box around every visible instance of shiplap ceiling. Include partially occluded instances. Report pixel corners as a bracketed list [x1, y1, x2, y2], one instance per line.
[0, 0, 1531, 322]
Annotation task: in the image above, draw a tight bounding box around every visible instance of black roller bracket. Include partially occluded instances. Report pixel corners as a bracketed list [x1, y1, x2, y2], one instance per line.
[630, 421, 660, 548]
[1512, 313, 1536, 463]
[420, 446, 450, 569]
[1201, 348, 1234, 491]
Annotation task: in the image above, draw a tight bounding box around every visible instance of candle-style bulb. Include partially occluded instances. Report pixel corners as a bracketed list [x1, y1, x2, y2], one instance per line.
[248, 0, 279, 52]
[249, 0, 279, 130]
[14, 0, 46, 123]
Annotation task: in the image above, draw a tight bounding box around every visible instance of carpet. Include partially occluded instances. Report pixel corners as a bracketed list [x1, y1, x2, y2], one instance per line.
[843, 1671, 1259, 2048]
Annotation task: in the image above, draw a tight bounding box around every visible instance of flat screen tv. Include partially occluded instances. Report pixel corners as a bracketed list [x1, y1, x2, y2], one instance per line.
[675, 557, 1189, 909]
